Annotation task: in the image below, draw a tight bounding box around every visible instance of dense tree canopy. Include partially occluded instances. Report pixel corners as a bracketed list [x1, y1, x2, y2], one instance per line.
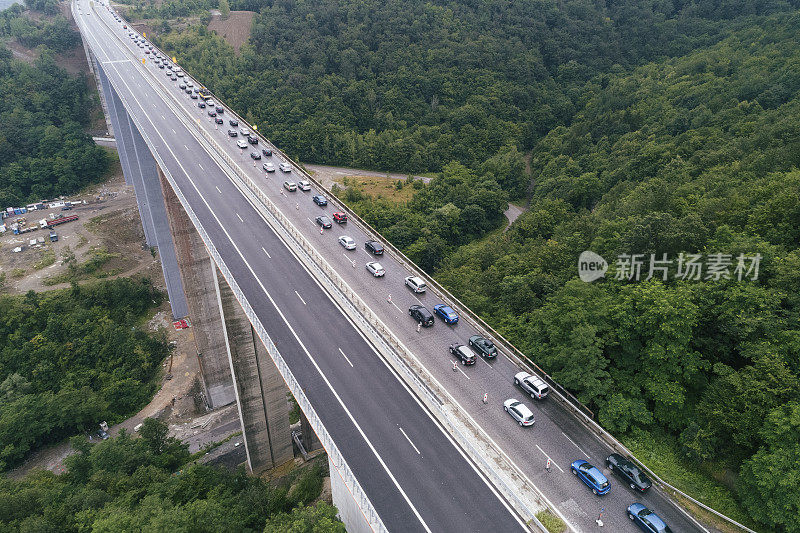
[0, 41, 109, 206]
[0, 5, 81, 52]
[152, 0, 800, 183]
[0, 419, 343, 531]
[0, 279, 167, 471]
[433, 12, 800, 531]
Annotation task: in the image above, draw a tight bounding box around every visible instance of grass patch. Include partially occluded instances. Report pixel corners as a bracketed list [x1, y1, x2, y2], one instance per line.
[33, 248, 56, 270]
[339, 175, 416, 205]
[188, 431, 242, 462]
[43, 245, 119, 285]
[624, 429, 758, 531]
[10, 268, 26, 278]
[76, 233, 88, 248]
[535, 510, 566, 533]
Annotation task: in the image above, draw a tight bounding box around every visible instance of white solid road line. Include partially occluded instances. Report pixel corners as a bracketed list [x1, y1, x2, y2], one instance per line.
[184, 144, 188, 150]
[215, 186, 222, 194]
[562, 432, 590, 458]
[261, 246, 271, 259]
[236, 213, 243, 223]
[198, 163, 203, 170]
[295, 290, 307, 306]
[390, 300, 403, 313]
[456, 364, 470, 380]
[399, 427, 421, 455]
[480, 355, 492, 368]
[535, 444, 564, 473]
[338, 348, 353, 368]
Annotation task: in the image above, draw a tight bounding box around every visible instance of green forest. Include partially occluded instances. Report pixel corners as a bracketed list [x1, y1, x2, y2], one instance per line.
[136, 0, 800, 529]
[0, 418, 343, 531]
[0, 37, 109, 206]
[0, 279, 168, 471]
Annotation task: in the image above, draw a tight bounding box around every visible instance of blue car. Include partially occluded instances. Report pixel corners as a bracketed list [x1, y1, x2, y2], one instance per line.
[571, 459, 610, 495]
[312, 195, 328, 206]
[627, 503, 673, 533]
[433, 304, 458, 324]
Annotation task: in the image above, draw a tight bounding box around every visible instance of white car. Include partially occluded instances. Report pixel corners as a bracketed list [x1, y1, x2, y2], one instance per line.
[279, 162, 292, 173]
[298, 180, 311, 191]
[404, 276, 427, 293]
[366, 261, 385, 277]
[239, 127, 250, 136]
[263, 162, 275, 172]
[236, 140, 248, 149]
[283, 181, 297, 191]
[514, 372, 550, 400]
[339, 236, 356, 250]
[503, 399, 535, 427]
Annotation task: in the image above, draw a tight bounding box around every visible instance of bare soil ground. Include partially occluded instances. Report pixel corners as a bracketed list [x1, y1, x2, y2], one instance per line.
[207, 11, 255, 53]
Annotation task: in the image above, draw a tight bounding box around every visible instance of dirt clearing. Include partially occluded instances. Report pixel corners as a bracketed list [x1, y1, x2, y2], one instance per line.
[208, 11, 255, 53]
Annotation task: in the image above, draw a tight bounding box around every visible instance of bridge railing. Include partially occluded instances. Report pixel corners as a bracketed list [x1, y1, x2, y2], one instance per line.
[93, 5, 758, 532]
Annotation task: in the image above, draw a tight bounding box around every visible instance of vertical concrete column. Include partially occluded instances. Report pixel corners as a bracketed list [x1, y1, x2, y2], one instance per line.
[159, 172, 236, 409]
[329, 455, 372, 533]
[301, 412, 321, 452]
[214, 268, 293, 473]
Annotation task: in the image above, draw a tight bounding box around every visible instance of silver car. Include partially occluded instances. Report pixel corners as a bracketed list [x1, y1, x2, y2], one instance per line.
[339, 236, 356, 250]
[366, 261, 385, 277]
[298, 180, 311, 191]
[263, 162, 275, 172]
[503, 399, 535, 427]
[283, 181, 297, 192]
[236, 140, 248, 149]
[404, 276, 427, 293]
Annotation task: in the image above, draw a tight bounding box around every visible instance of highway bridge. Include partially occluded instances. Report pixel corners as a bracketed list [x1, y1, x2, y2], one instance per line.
[72, 1, 726, 531]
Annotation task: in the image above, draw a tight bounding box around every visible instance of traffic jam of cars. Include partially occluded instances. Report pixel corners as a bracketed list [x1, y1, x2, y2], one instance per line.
[115, 14, 675, 528]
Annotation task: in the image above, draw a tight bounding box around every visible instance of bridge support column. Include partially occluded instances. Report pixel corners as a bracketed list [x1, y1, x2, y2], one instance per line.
[329, 455, 372, 533]
[214, 266, 293, 473]
[300, 412, 321, 452]
[160, 170, 236, 409]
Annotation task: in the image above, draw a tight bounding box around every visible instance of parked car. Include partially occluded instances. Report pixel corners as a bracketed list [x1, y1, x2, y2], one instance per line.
[449, 343, 476, 365]
[409, 305, 434, 327]
[365, 240, 384, 255]
[571, 460, 611, 495]
[338, 236, 356, 250]
[404, 276, 426, 293]
[468, 335, 497, 359]
[332, 212, 347, 224]
[433, 304, 459, 324]
[627, 503, 673, 533]
[503, 399, 535, 426]
[316, 215, 333, 229]
[366, 261, 385, 277]
[283, 181, 297, 191]
[606, 453, 651, 493]
[514, 372, 549, 400]
[312, 195, 328, 206]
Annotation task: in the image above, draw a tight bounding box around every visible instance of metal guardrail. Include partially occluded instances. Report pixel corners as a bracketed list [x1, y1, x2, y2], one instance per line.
[92, 5, 758, 532]
[78, 5, 387, 532]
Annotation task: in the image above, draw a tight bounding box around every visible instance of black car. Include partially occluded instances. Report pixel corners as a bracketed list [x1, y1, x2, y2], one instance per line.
[409, 305, 434, 327]
[312, 195, 328, 206]
[215, 117, 224, 124]
[229, 119, 238, 127]
[198, 101, 206, 108]
[449, 343, 477, 365]
[468, 335, 498, 359]
[248, 135, 258, 145]
[227, 129, 237, 137]
[250, 151, 261, 160]
[606, 453, 652, 493]
[207, 109, 217, 117]
[158, 63, 165, 69]
[365, 240, 384, 255]
[215, 106, 224, 114]
[315, 215, 333, 229]
[262, 147, 273, 157]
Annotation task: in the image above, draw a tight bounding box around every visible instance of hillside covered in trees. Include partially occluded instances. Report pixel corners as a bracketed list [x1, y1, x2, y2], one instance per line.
[0, 418, 343, 531]
[0, 36, 108, 206]
[0, 279, 168, 471]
